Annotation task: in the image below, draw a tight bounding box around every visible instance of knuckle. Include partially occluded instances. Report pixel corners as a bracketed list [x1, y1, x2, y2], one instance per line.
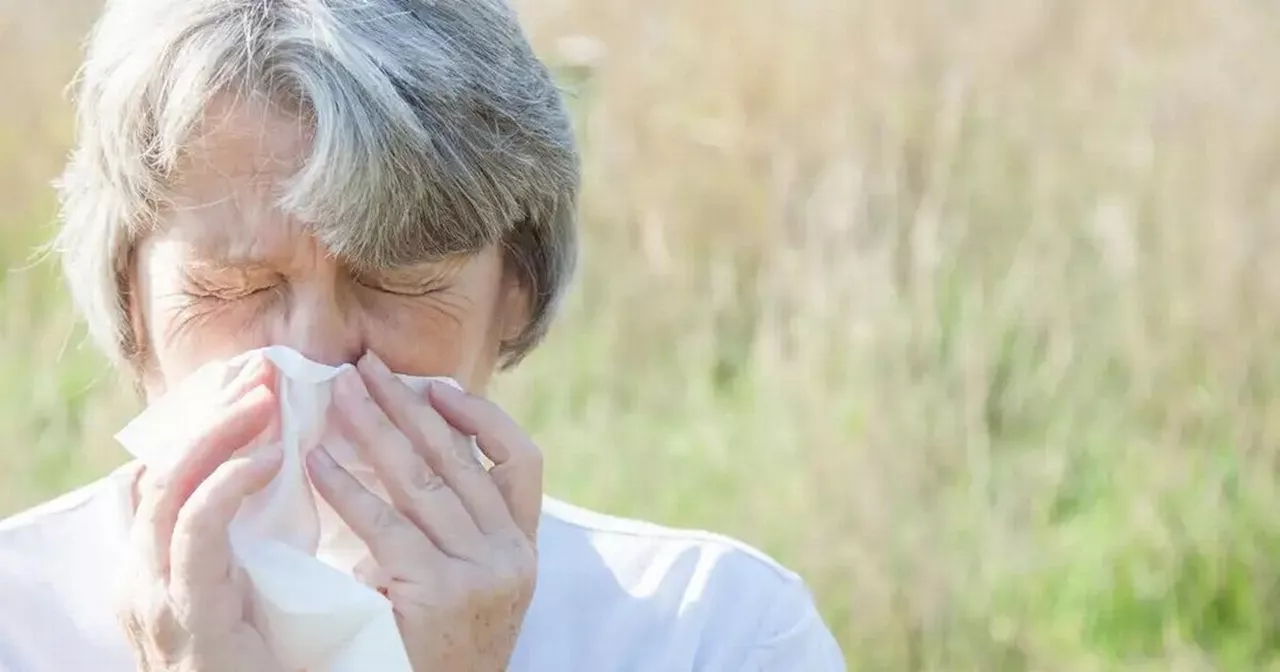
[173, 500, 221, 543]
[117, 611, 156, 665]
[406, 462, 448, 494]
[401, 482, 448, 524]
[514, 541, 539, 575]
[371, 407, 400, 437]
[117, 604, 145, 636]
[118, 585, 189, 667]
[371, 502, 409, 537]
[489, 536, 538, 593]
[495, 562, 536, 598]
[352, 389, 386, 421]
[503, 448, 543, 479]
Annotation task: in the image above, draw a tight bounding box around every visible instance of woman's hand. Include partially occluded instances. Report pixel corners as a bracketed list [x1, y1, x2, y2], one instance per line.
[118, 354, 285, 672]
[306, 352, 542, 672]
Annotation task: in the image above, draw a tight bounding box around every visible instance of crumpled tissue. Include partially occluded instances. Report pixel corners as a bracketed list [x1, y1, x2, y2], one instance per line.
[114, 345, 464, 671]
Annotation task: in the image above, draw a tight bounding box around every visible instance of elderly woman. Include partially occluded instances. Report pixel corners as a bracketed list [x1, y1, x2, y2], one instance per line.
[0, 1, 843, 670]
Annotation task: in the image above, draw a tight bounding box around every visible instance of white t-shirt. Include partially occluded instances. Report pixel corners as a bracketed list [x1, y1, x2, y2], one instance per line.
[0, 463, 845, 671]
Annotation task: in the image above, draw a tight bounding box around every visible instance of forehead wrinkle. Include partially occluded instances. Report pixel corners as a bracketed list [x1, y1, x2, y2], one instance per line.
[158, 97, 314, 268]
[187, 92, 311, 176]
[160, 171, 305, 268]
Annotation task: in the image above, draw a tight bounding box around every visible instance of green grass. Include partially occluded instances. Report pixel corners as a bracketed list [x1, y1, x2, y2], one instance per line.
[7, 0, 1280, 669]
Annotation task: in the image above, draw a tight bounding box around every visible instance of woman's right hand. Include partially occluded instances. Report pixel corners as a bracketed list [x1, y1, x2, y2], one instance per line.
[116, 353, 285, 671]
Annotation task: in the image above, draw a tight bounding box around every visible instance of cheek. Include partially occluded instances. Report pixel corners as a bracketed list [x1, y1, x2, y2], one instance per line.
[360, 291, 498, 377]
[148, 295, 276, 378]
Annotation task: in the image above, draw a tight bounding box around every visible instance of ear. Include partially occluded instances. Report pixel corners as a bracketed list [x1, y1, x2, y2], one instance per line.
[496, 261, 533, 345]
[124, 247, 164, 400]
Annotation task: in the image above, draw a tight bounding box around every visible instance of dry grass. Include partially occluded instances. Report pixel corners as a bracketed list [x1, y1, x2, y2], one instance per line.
[4, 0, 1280, 668]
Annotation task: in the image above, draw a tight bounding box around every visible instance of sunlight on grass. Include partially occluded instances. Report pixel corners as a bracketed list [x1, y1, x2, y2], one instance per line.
[4, 0, 1280, 668]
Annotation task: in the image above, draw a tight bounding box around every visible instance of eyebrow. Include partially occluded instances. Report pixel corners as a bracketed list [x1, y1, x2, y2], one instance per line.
[174, 228, 290, 271]
[361, 255, 465, 278]
[181, 256, 280, 275]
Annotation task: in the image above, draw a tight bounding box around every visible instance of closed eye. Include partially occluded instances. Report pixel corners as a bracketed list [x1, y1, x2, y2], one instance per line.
[357, 280, 443, 297]
[354, 272, 446, 297]
[181, 265, 283, 302]
[189, 284, 277, 302]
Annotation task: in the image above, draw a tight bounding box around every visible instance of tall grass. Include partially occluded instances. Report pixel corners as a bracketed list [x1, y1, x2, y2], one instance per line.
[4, 0, 1280, 668]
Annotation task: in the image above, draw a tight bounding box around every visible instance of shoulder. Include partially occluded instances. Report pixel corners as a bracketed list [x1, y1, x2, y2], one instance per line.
[0, 466, 137, 672]
[539, 496, 806, 589]
[0, 462, 136, 563]
[520, 498, 846, 670]
[0, 467, 131, 534]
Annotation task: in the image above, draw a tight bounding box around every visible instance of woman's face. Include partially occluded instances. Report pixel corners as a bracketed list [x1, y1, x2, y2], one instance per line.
[131, 95, 528, 399]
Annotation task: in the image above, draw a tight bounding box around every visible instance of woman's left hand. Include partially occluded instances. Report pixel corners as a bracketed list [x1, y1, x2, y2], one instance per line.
[306, 352, 542, 672]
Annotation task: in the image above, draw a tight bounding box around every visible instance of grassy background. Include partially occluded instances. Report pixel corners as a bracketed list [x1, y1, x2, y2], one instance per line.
[5, 0, 1280, 669]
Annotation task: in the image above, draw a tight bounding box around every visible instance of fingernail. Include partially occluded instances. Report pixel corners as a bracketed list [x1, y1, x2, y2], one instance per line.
[307, 446, 336, 471]
[428, 379, 459, 395]
[427, 380, 464, 403]
[359, 351, 392, 378]
[228, 352, 265, 384]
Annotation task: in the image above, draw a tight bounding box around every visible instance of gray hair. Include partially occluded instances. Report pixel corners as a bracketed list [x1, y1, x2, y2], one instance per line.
[54, 0, 579, 370]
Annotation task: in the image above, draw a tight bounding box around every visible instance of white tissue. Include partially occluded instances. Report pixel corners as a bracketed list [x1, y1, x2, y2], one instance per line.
[114, 345, 463, 672]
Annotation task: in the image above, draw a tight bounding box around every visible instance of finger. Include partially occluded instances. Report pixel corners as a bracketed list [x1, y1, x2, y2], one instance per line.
[169, 446, 282, 612]
[217, 352, 278, 406]
[306, 446, 444, 569]
[352, 556, 395, 599]
[130, 358, 274, 577]
[135, 383, 277, 580]
[331, 368, 486, 558]
[356, 352, 512, 536]
[116, 576, 188, 668]
[137, 355, 274, 498]
[427, 383, 543, 541]
[161, 357, 275, 495]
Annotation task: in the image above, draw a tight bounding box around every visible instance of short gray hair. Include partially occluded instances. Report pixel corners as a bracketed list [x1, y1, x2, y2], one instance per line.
[54, 0, 579, 370]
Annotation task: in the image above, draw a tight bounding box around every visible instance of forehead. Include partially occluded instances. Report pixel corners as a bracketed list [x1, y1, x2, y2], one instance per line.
[159, 94, 312, 259]
[151, 91, 501, 270]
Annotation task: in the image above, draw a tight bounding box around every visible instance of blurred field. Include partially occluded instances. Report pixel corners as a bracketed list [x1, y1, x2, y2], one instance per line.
[5, 0, 1280, 669]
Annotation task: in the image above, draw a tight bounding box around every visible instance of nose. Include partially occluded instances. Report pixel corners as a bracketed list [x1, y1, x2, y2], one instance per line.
[272, 279, 364, 367]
